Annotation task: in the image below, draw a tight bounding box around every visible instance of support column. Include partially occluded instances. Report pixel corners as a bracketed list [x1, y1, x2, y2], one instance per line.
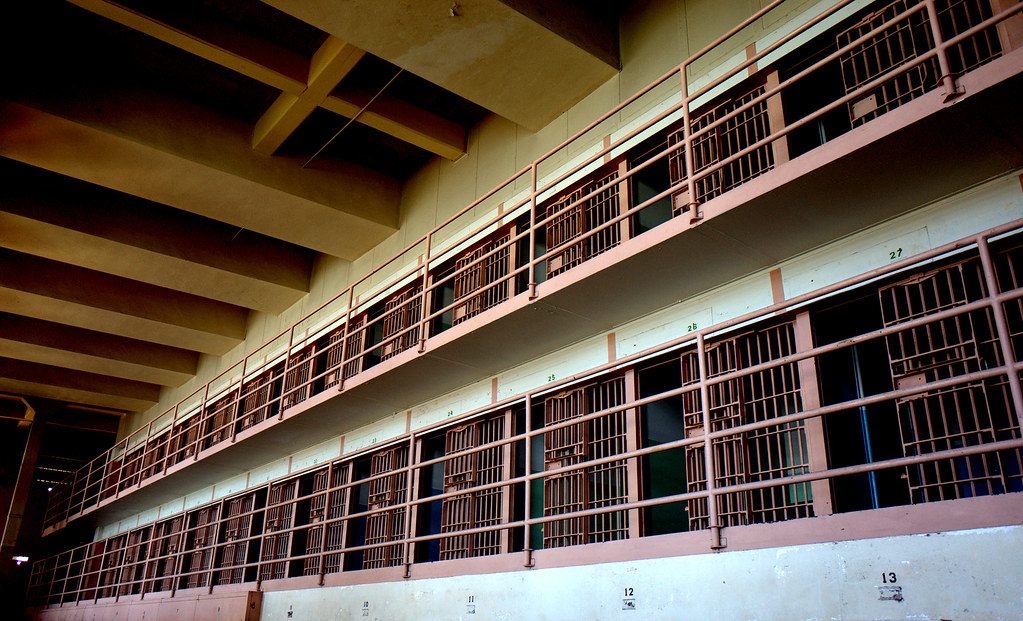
[794, 312, 833, 517]
[992, 0, 1023, 52]
[1, 408, 43, 608]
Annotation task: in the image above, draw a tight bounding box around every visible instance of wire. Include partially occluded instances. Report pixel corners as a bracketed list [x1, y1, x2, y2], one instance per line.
[303, 68, 405, 168]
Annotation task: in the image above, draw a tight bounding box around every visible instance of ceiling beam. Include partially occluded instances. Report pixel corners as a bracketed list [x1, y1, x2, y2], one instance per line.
[0, 100, 399, 259]
[253, 36, 365, 155]
[0, 163, 313, 313]
[0, 249, 247, 355]
[0, 313, 198, 387]
[67, 0, 307, 94]
[321, 92, 468, 161]
[0, 358, 160, 413]
[67, 0, 466, 160]
[261, 0, 619, 132]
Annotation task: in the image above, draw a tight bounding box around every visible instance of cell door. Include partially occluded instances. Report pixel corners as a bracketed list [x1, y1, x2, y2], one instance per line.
[453, 232, 513, 325]
[218, 493, 256, 584]
[183, 505, 219, 589]
[145, 516, 182, 593]
[381, 288, 423, 360]
[682, 321, 812, 530]
[439, 414, 506, 559]
[302, 468, 330, 576]
[880, 259, 1018, 502]
[363, 446, 409, 568]
[260, 480, 298, 580]
[543, 171, 622, 279]
[542, 377, 629, 548]
[282, 346, 315, 410]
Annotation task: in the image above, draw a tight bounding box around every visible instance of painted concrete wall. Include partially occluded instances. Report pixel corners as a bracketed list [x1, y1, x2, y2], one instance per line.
[257, 525, 1023, 621]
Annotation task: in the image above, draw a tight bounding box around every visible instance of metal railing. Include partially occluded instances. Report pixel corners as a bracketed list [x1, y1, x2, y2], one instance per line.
[28, 218, 1023, 606]
[41, 0, 1023, 531]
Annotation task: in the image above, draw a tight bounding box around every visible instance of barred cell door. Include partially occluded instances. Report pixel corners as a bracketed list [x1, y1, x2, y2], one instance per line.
[97, 535, 125, 599]
[118, 447, 142, 492]
[169, 416, 200, 466]
[202, 390, 238, 450]
[364, 446, 409, 568]
[240, 368, 278, 431]
[100, 458, 121, 501]
[682, 322, 812, 530]
[260, 480, 298, 581]
[98, 535, 126, 599]
[322, 328, 345, 389]
[344, 317, 366, 380]
[218, 493, 256, 584]
[322, 464, 351, 574]
[140, 430, 168, 480]
[544, 172, 621, 278]
[542, 377, 629, 548]
[302, 468, 330, 576]
[452, 232, 513, 325]
[381, 288, 423, 360]
[282, 346, 315, 410]
[667, 85, 774, 215]
[880, 259, 1018, 502]
[184, 505, 219, 589]
[145, 516, 182, 593]
[117, 527, 151, 596]
[439, 414, 506, 559]
[78, 541, 105, 600]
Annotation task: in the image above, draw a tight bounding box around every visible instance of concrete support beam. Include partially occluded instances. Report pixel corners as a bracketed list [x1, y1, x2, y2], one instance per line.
[0, 249, 247, 355]
[261, 0, 620, 131]
[0, 358, 160, 412]
[66, 0, 467, 160]
[67, 0, 309, 94]
[1, 411, 43, 549]
[0, 313, 198, 387]
[321, 92, 468, 161]
[0, 164, 313, 313]
[252, 36, 365, 155]
[0, 100, 399, 259]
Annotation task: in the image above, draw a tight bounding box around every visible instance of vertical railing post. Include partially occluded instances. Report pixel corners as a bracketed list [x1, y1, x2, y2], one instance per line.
[528, 164, 539, 299]
[195, 383, 209, 460]
[680, 63, 702, 223]
[338, 286, 356, 391]
[922, 0, 964, 100]
[977, 236, 1023, 430]
[402, 433, 420, 579]
[280, 326, 296, 420]
[523, 394, 535, 566]
[164, 405, 179, 474]
[418, 233, 433, 353]
[112, 440, 125, 500]
[696, 333, 724, 549]
[234, 356, 248, 442]
[317, 461, 333, 585]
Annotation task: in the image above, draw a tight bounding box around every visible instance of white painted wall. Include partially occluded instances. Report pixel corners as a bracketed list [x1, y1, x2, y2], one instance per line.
[259, 525, 1023, 621]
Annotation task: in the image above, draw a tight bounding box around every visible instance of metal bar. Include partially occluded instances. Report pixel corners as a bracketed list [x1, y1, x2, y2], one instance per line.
[696, 334, 723, 549]
[924, 0, 965, 98]
[978, 236, 1023, 429]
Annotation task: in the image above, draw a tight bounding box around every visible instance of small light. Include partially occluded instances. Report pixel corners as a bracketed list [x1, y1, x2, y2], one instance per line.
[47, 487, 52, 493]
[13, 556, 29, 566]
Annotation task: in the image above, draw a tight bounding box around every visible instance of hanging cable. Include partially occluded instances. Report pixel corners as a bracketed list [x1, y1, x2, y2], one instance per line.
[303, 67, 404, 168]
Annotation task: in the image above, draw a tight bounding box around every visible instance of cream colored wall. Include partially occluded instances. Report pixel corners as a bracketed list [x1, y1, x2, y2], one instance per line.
[122, 0, 816, 436]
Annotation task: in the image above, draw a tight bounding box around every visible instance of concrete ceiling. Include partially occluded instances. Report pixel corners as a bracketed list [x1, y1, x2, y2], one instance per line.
[0, 0, 620, 415]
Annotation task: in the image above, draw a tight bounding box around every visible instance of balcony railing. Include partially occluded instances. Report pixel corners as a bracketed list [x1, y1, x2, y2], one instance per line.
[28, 218, 1023, 606]
[41, 0, 1023, 532]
